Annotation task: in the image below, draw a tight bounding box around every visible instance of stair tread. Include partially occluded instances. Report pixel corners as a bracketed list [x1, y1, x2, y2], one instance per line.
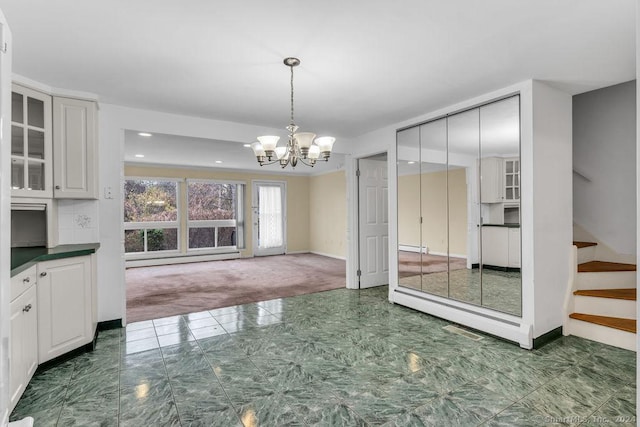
[573, 288, 636, 300]
[574, 241, 598, 249]
[569, 313, 636, 333]
[578, 261, 637, 273]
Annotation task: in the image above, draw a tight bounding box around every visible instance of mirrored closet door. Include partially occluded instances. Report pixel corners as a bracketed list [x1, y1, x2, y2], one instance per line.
[397, 95, 521, 316]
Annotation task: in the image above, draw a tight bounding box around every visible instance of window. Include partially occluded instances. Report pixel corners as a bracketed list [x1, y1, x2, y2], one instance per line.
[123, 177, 245, 258]
[187, 180, 244, 251]
[124, 179, 179, 254]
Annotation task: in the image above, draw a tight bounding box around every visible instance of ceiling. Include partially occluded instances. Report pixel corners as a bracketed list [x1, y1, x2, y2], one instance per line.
[0, 1, 635, 171]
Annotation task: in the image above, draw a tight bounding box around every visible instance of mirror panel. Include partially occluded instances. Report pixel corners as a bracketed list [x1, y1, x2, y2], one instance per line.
[419, 118, 448, 297]
[479, 96, 521, 315]
[397, 126, 422, 291]
[447, 108, 481, 305]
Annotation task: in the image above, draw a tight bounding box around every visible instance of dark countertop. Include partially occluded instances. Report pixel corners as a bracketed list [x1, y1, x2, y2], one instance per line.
[482, 223, 520, 228]
[11, 243, 100, 277]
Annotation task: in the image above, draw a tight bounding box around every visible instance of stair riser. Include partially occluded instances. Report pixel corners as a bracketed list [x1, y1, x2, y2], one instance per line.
[573, 296, 636, 319]
[577, 246, 596, 264]
[575, 271, 637, 290]
[565, 318, 636, 351]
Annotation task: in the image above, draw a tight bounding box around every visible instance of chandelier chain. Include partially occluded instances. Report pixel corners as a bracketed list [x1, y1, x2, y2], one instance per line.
[290, 63, 295, 126]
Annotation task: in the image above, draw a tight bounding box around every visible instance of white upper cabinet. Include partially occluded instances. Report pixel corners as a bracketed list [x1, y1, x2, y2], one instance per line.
[479, 157, 504, 203]
[11, 84, 53, 198]
[53, 97, 98, 199]
[504, 157, 520, 203]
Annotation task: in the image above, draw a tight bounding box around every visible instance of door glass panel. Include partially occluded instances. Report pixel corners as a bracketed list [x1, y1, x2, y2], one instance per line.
[11, 159, 24, 190]
[12, 92, 23, 124]
[419, 119, 448, 297]
[27, 97, 45, 128]
[257, 185, 283, 249]
[11, 126, 24, 156]
[397, 126, 421, 291]
[479, 95, 521, 316]
[27, 129, 45, 159]
[27, 161, 45, 191]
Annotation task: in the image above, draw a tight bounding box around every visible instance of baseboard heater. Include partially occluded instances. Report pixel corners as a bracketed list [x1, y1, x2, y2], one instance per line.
[126, 252, 241, 268]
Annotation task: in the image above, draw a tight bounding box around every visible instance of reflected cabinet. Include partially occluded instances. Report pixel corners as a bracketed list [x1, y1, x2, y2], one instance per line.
[397, 95, 521, 316]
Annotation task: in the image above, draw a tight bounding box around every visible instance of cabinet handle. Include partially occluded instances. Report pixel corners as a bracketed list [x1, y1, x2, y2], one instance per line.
[23, 304, 32, 313]
[23, 277, 30, 283]
[40, 272, 47, 277]
[55, 185, 61, 189]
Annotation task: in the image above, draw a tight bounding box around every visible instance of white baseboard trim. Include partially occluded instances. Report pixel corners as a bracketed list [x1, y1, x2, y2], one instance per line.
[428, 251, 467, 259]
[310, 251, 347, 261]
[286, 250, 309, 255]
[391, 286, 532, 349]
[126, 252, 241, 268]
[399, 245, 427, 254]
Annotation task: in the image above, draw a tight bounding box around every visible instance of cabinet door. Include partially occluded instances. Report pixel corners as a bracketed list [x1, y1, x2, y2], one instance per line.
[37, 256, 92, 363]
[481, 226, 508, 267]
[504, 158, 520, 202]
[53, 97, 98, 199]
[508, 228, 521, 268]
[9, 285, 37, 413]
[11, 84, 53, 198]
[9, 296, 25, 412]
[479, 157, 504, 203]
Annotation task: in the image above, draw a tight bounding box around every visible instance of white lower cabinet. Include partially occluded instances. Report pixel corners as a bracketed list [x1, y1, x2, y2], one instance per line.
[9, 272, 38, 413]
[481, 226, 520, 268]
[37, 254, 96, 363]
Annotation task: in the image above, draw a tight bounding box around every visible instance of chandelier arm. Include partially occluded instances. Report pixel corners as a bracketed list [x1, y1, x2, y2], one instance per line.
[258, 158, 284, 167]
[297, 157, 316, 167]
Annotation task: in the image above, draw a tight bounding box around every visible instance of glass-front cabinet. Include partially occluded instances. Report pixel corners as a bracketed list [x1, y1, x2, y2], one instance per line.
[397, 95, 521, 316]
[11, 84, 53, 198]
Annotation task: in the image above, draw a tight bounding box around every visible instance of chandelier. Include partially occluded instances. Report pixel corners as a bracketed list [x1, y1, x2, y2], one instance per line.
[250, 57, 335, 168]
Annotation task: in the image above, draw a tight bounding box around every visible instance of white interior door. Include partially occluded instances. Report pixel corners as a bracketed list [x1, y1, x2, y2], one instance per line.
[252, 181, 286, 256]
[358, 158, 389, 288]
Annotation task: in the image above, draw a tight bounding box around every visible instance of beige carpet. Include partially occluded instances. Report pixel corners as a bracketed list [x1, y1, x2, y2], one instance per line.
[126, 253, 346, 322]
[398, 251, 467, 277]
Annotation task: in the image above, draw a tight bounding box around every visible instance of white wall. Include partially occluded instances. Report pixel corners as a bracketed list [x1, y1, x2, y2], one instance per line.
[573, 80, 636, 256]
[0, 10, 10, 426]
[530, 81, 573, 337]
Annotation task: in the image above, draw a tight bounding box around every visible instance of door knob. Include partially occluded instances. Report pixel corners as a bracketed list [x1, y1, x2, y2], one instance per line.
[23, 304, 32, 312]
[23, 277, 30, 283]
[40, 272, 47, 277]
[55, 185, 61, 189]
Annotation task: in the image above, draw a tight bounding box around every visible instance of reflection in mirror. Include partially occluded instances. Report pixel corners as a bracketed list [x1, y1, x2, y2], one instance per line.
[397, 126, 422, 290]
[479, 96, 521, 315]
[446, 108, 480, 305]
[418, 119, 448, 297]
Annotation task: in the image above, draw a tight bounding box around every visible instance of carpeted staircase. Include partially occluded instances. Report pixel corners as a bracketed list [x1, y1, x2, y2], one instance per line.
[564, 241, 636, 351]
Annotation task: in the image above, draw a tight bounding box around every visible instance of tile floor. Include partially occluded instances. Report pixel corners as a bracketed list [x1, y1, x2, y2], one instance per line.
[10, 286, 637, 426]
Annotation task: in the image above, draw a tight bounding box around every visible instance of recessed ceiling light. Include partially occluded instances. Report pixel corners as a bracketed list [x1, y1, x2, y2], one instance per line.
[215, 160, 223, 164]
[243, 144, 251, 148]
[135, 154, 145, 158]
[138, 132, 152, 137]
[408, 161, 415, 164]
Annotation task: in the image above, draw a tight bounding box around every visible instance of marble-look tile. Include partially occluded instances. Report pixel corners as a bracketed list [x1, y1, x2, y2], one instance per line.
[177, 405, 243, 427]
[65, 367, 119, 405]
[481, 403, 553, 427]
[445, 382, 515, 422]
[124, 327, 157, 342]
[119, 399, 181, 427]
[407, 395, 485, 427]
[121, 348, 164, 371]
[126, 320, 154, 332]
[583, 386, 637, 426]
[10, 407, 62, 427]
[236, 395, 303, 426]
[154, 322, 190, 336]
[304, 400, 369, 426]
[183, 310, 214, 321]
[158, 330, 196, 347]
[213, 312, 247, 324]
[190, 324, 227, 340]
[186, 316, 219, 329]
[57, 394, 119, 427]
[121, 336, 160, 355]
[120, 378, 174, 411]
[516, 383, 595, 421]
[152, 315, 185, 327]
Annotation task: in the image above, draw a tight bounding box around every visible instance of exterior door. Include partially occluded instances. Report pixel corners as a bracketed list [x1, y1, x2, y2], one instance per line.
[252, 181, 286, 256]
[358, 158, 389, 288]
